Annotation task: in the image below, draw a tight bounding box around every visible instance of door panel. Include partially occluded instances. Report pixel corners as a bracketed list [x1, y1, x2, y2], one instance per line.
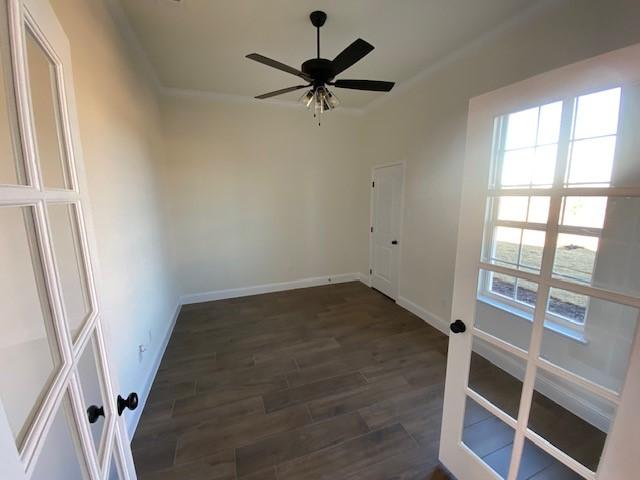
[371, 164, 403, 298]
[25, 24, 70, 190]
[30, 393, 89, 480]
[0, 0, 136, 478]
[47, 202, 92, 341]
[77, 334, 109, 459]
[0, 204, 62, 448]
[441, 44, 640, 480]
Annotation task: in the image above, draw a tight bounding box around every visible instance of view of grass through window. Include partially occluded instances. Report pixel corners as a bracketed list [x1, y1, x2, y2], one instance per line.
[482, 87, 622, 327]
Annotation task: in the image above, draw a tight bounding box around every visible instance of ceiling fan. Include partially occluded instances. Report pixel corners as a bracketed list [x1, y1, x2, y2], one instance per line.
[246, 10, 395, 123]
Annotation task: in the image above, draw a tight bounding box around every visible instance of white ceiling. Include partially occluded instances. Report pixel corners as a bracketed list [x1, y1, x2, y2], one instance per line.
[118, 0, 539, 108]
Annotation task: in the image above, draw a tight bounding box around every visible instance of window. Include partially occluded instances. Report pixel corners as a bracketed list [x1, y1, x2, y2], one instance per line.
[479, 88, 622, 338]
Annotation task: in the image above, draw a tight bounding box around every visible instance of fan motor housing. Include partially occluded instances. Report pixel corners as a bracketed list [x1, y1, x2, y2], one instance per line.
[301, 58, 334, 84]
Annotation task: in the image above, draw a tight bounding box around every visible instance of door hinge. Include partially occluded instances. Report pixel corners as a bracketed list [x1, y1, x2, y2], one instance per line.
[372, 181, 375, 188]
[370, 226, 373, 233]
[369, 268, 372, 275]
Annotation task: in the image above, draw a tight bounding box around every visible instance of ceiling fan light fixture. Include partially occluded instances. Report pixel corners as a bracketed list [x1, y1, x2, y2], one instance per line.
[247, 10, 394, 125]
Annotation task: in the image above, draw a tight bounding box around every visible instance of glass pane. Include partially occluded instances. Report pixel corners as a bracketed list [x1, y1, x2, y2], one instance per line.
[0, 206, 61, 447]
[501, 148, 534, 187]
[547, 287, 588, 325]
[528, 369, 614, 473]
[566, 88, 622, 188]
[541, 292, 638, 393]
[566, 137, 616, 187]
[553, 234, 597, 285]
[498, 196, 528, 222]
[494, 196, 550, 224]
[528, 197, 550, 224]
[476, 269, 536, 352]
[486, 226, 545, 274]
[468, 336, 525, 419]
[47, 203, 91, 339]
[497, 101, 562, 189]
[31, 394, 89, 480]
[462, 396, 515, 479]
[26, 28, 71, 189]
[561, 197, 607, 229]
[516, 438, 583, 480]
[612, 84, 640, 188]
[573, 88, 621, 140]
[531, 145, 557, 187]
[591, 196, 640, 298]
[0, 2, 25, 185]
[78, 333, 107, 456]
[537, 102, 563, 145]
[505, 107, 538, 150]
[554, 196, 640, 298]
[108, 450, 122, 480]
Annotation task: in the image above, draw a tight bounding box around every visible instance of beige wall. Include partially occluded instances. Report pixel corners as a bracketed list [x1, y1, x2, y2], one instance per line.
[159, 96, 369, 296]
[362, 0, 640, 324]
[39, 0, 640, 439]
[50, 0, 178, 433]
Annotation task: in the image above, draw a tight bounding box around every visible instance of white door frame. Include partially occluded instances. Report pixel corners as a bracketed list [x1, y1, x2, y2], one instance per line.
[0, 0, 135, 478]
[368, 161, 405, 299]
[440, 43, 640, 480]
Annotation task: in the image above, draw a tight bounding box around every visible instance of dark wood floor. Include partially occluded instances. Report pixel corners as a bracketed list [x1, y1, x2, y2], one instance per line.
[132, 282, 603, 479]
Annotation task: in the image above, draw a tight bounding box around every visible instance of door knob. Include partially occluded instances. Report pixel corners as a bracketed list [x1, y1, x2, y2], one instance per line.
[86, 405, 104, 424]
[117, 392, 139, 416]
[391, 240, 398, 245]
[450, 319, 466, 334]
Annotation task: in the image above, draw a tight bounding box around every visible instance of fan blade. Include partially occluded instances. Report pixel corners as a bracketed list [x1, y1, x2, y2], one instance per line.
[331, 39, 374, 76]
[246, 53, 312, 81]
[255, 85, 308, 100]
[334, 79, 395, 92]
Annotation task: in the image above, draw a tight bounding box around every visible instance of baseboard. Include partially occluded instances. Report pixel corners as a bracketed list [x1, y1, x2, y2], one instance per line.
[358, 272, 371, 287]
[126, 300, 181, 440]
[180, 273, 361, 305]
[396, 295, 450, 336]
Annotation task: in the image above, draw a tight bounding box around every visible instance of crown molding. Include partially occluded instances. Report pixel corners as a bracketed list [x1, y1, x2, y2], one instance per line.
[160, 86, 365, 115]
[362, 0, 566, 115]
[106, 0, 565, 115]
[105, 0, 162, 91]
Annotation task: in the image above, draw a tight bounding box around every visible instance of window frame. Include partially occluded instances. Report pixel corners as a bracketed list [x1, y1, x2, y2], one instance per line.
[477, 90, 624, 340]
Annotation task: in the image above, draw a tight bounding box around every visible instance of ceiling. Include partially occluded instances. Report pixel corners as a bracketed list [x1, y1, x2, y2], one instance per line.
[118, 0, 539, 109]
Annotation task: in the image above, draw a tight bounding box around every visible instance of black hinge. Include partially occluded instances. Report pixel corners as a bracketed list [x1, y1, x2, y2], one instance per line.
[372, 181, 375, 188]
[369, 268, 372, 275]
[370, 226, 373, 233]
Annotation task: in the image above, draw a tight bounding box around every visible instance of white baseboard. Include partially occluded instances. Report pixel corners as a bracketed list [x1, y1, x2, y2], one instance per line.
[359, 272, 372, 287]
[126, 300, 181, 439]
[396, 295, 450, 336]
[180, 273, 361, 305]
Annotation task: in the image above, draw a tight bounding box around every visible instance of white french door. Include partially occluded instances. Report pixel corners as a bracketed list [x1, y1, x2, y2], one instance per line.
[370, 163, 404, 299]
[440, 44, 640, 479]
[0, 0, 136, 479]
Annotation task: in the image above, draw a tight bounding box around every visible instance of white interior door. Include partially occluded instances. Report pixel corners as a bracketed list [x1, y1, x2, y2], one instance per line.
[440, 44, 640, 480]
[0, 0, 136, 478]
[370, 163, 403, 299]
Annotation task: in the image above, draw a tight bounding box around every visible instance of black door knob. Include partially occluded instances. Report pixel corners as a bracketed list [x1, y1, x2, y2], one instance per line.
[86, 405, 104, 424]
[450, 319, 466, 334]
[391, 240, 398, 245]
[117, 392, 139, 416]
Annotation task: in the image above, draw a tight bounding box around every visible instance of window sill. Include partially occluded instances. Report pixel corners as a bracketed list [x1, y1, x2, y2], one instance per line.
[477, 295, 588, 345]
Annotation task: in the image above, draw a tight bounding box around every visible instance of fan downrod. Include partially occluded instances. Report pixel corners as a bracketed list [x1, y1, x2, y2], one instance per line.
[309, 10, 327, 28]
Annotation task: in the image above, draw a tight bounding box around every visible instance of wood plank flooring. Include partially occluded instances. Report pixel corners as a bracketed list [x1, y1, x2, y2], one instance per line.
[132, 282, 603, 479]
